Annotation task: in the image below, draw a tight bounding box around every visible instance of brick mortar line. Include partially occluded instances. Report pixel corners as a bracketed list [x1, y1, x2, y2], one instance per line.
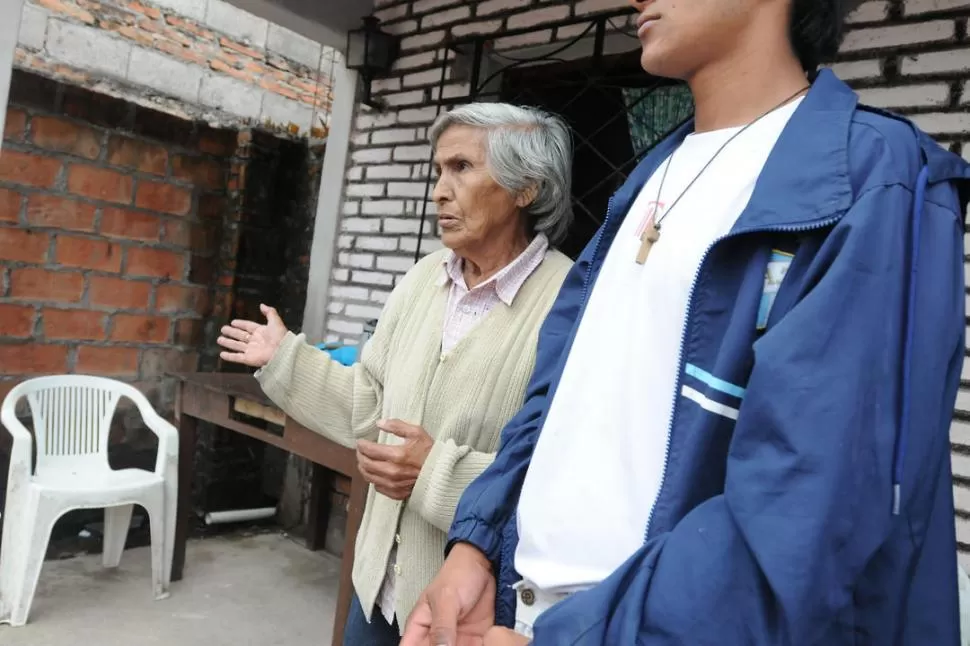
[0, 152, 226, 200]
[8, 107, 234, 162]
[0, 181, 221, 226]
[0, 222, 211, 258]
[838, 44, 970, 64]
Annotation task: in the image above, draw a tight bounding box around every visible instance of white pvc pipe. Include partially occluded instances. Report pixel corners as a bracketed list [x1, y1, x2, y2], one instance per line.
[203, 507, 277, 525]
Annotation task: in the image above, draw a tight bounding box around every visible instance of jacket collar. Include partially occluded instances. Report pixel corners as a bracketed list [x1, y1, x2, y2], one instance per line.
[735, 68, 857, 230]
[611, 69, 969, 235]
[610, 69, 859, 233]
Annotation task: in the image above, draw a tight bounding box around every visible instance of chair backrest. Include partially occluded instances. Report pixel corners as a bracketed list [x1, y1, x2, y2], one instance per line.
[5, 375, 145, 474]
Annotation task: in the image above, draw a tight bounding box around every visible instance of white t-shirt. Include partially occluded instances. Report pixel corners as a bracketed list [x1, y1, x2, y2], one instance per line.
[514, 99, 803, 592]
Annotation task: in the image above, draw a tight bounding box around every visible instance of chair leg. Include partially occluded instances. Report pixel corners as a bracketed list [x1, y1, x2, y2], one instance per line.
[145, 493, 169, 600]
[102, 504, 134, 568]
[162, 483, 177, 591]
[0, 495, 55, 627]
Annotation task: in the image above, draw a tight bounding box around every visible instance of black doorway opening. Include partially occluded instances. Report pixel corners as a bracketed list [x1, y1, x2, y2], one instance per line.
[500, 51, 693, 259]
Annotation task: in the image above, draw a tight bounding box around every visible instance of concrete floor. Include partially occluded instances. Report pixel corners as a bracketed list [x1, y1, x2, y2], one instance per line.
[0, 531, 341, 645]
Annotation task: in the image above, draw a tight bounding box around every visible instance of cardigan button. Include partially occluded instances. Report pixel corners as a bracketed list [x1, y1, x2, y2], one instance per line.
[520, 587, 535, 606]
[395, 533, 401, 544]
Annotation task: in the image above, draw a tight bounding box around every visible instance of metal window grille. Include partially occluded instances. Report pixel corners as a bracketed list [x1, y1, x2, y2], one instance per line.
[414, 11, 695, 260]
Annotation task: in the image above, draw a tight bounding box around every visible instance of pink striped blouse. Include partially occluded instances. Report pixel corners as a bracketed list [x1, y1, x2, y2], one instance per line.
[438, 233, 550, 352]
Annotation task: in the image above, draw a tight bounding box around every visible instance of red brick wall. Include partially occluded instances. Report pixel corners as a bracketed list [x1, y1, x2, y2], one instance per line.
[0, 70, 235, 434]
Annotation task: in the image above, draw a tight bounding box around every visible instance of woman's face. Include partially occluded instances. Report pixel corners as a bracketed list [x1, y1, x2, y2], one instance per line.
[432, 125, 527, 257]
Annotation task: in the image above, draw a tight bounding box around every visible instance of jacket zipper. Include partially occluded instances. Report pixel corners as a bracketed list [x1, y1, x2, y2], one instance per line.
[580, 196, 615, 306]
[641, 216, 843, 545]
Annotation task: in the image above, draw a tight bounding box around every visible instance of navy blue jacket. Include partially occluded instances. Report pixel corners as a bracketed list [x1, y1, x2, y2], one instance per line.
[447, 69, 970, 645]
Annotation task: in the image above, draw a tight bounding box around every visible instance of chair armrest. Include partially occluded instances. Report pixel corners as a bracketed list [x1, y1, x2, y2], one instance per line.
[142, 410, 179, 476]
[0, 393, 34, 470]
[1, 393, 35, 512]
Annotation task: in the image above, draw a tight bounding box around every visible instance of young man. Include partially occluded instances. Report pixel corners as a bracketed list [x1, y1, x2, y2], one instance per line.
[402, 0, 970, 644]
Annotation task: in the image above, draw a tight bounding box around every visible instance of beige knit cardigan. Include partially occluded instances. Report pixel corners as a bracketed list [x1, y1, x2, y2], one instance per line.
[255, 247, 572, 629]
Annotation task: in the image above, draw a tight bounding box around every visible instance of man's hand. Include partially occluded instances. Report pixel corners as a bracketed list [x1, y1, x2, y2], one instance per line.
[401, 543, 497, 646]
[484, 627, 529, 645]
[216, 303, 288, 368]
[356, 419, 434, 500]
[485, 626, 529, 646]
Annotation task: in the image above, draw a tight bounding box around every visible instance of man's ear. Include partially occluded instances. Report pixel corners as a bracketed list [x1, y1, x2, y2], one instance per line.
[515, 183, 539, 209]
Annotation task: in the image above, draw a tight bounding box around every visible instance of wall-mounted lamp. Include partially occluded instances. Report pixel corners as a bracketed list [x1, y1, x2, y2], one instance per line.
[345, 16, 400, 109]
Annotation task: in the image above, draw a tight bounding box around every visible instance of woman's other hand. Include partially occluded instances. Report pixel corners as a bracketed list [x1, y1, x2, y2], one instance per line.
[356, 420, 435, 500]
[217, 303, 288, 368]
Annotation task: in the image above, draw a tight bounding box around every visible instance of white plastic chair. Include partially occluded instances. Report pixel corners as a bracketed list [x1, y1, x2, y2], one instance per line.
[0, 375, 178, 626]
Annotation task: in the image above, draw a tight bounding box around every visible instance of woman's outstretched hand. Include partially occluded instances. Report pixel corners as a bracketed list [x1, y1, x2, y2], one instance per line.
[217, 303, 288, 368]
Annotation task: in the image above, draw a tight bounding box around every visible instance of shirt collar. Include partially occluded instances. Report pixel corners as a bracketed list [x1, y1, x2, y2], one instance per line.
[438, 233, 550, 306]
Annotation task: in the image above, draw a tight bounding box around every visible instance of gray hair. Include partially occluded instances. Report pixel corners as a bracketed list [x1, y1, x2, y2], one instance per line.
[429, 103, 573, 246]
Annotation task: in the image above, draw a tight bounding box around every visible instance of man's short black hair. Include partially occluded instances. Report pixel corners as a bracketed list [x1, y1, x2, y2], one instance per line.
[789, 0, 854, 71]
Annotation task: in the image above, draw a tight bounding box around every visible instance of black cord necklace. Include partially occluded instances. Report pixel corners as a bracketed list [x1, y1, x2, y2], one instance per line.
[635, 85, 810, 264]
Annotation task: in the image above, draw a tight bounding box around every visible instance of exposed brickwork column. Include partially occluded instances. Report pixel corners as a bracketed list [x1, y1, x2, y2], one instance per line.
[0, 70, 233, 431]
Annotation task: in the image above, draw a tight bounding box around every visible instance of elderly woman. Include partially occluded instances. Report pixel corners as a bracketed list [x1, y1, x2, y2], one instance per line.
[216, 103, 573, 645]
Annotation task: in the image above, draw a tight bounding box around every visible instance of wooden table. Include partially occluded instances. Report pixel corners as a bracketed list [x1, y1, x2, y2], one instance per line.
[171, 373, 367, 646]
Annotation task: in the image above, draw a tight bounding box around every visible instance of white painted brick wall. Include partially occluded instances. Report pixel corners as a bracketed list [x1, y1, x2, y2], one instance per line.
[847, 1, 891, 23]
[829, 59, 883, 81]
[905, 0, 970, 14]
[452, 20, 504, 38]
[370, 290, 392, 304]
[401, 30, 448, 52]
[346, 184, 387, 198]
[911, 111, 970, 135]
[346, 303, 385, 319]
[854, 82, 951, 109]
[575, 0, 624, 17]
[901, 48, 970, 75]
[377, 255, 418, 273]
[476, 0, 521, 17]
[352, 147, 394, 164]
[422, 6, 472, 29]
[506, 5, 571, 30]
[841, 20, 955, 51]
[367, 164, 414, 180]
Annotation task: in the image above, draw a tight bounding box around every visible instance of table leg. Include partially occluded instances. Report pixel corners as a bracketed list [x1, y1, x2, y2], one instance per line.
[305, 464, 331, 552]
[172, 391, 197, 583]
[331, 473, 367, 646]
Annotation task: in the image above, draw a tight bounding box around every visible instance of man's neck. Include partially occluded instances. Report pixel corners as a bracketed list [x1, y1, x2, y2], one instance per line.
[687, 44, 809, 133]
[461, 231, 530, 289]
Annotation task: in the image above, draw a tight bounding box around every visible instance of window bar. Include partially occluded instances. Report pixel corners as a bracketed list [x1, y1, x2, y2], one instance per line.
[469, 39, 484, 100]
[593, 16, 607, 65]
